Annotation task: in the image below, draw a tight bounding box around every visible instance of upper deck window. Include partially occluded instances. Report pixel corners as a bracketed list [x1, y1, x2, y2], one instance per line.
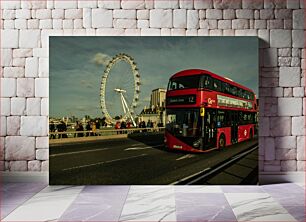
[213, 79, 222, 91]
[168, 73, 255, 101]
[168, 75, 202, 91]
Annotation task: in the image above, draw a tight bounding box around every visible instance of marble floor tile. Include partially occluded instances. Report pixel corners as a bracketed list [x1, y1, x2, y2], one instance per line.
[175, 185, 222, 193]
[177, 193, 231, 206]
[269, 192, 305, 206]
[59, 186, 130, 221]
[72, 192, 127, 205]
[38, 185, 84, 194]
[177, 205, 237, 222]
[283, 205, 305, 222]
[221, 185, 264, 193]
[295, 183, 305, 188]
[175, 193, 236, 222]
[1, 205, 18, 219]
[119, 186, 176, 222]
[59, 204, 124, 222]
[3, 186, 84, 221]
[262, 183, 304, 194]
[225, 193, 297, 221]
[81, 185, 130, 194]
[1, 182, 47, 193]
[0, 183, 47, 220]
[1, 183, 47, 215]
[1, 192, 35, 205]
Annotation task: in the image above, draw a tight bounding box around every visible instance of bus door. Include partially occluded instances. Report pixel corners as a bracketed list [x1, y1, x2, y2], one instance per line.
[231, 111, 238, 144]
[204, 109, 217, 148]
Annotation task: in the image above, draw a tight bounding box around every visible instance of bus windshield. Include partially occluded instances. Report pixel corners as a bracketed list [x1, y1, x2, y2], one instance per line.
[168, 75, 202, 91]
[166, 108, 200, 137]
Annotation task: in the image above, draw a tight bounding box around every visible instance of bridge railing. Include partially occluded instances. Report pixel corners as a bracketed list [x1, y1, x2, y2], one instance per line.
[49, 127, 165, 140]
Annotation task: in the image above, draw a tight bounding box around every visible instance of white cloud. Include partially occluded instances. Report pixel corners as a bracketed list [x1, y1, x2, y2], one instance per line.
[91, 52, 112, 66]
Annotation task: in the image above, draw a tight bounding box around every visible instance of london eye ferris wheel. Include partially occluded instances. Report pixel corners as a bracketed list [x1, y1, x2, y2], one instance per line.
[100, 53, 141, 127]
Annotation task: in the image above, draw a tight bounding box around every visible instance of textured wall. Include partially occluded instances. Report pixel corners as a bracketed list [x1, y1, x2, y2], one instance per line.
[0, 0, 305, 173]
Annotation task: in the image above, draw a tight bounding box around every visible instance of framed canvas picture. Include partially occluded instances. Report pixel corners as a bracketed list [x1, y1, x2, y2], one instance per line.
[49, 37, 259, 185]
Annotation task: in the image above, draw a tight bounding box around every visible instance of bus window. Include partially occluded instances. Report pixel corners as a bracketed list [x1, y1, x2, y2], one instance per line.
[166, 109, 200, 137]
[168, 81, 177, 90]
[213, 79, 221, 92]
[202, 75, 212, 89]
[242, 90, 247, 99]
[252, 113, 257, 124]
[245, 91, 249, 99]
[247, 92, 251, 100]
[238, 89, 243, 98]
[239, 112, 254, 124]
[231, 86, 237, 96]
[249, 112, 255, 124]
[238, 111, 243, 125]
[178, 83, 184, 89]
[217, 110, 225, 127]
[224, 110, 230, 126]
[168, 75, 202, 90]
[223, 83, 230, 94]
[167, 113, 176, 125]
[244, 112, 248, 124]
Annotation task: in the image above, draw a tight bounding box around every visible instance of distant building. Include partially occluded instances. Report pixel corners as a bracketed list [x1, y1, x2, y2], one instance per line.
[136, 107, 165, 127]
[150, 88, 166, 109]
[137, 88, 167, 127]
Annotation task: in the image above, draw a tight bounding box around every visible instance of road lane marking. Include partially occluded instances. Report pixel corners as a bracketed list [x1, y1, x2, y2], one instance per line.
[62, 154, 148, 171]
[124, 144, 164, 151]
[50, 148, 109, 157]
[130, 143, 144, 147]
[125, 147, 152, 151]
[169, 168, 211, 185]
[176, 154, 195, 161]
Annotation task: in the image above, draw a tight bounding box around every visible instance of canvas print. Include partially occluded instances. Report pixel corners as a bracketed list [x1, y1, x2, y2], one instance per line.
[49, 37, 259, 185]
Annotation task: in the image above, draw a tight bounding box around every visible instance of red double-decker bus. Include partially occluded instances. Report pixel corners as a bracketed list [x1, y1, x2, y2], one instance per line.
[165, 69, 258, 153]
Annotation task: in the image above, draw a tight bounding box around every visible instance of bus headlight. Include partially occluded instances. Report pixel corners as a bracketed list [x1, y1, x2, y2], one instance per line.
[193, 139, 201, 148]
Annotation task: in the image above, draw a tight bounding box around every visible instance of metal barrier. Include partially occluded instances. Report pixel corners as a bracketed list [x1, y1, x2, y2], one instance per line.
[49, 127, 165, 140]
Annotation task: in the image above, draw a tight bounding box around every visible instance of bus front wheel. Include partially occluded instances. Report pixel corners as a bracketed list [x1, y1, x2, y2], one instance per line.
[219, 134, 226, 149]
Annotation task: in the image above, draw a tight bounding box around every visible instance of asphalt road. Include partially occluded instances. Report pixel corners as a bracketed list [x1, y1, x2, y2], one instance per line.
[50, 133, 258, 185]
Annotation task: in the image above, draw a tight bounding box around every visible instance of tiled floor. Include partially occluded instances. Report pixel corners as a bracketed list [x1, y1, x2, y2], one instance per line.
[1, 183, 304, 221]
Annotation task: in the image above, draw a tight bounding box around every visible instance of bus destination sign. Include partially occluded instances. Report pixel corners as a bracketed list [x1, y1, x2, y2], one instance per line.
[166, 95, 196, 105]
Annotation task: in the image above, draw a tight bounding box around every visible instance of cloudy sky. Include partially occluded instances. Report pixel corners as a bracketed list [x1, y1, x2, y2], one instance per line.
[50, 37, 258, 119]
